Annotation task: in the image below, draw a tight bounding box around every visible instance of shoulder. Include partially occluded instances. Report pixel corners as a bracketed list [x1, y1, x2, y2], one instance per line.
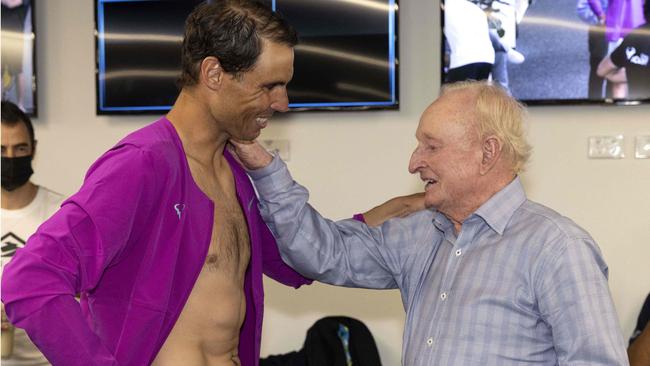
[114, 118, 182, 162]
[383, 209, 436, 230]
[515, 200, 593, 242]
[38, 186, 66, 208]
[516, 201, 608, 280]
[513, 200, 604, 265]
[87, 119, 183, 182]
[380, 209, 439, 249]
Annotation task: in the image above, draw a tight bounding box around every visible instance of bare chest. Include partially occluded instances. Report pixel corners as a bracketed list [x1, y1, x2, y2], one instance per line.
[189, 161, 251, 277]
[204, 198, 251, 278]
[151, 159, 252, 365]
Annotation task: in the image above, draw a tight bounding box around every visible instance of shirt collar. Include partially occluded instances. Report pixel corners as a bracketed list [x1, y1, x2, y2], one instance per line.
[431, 177, 527, 237]
[433, 211, 454, 233]
[474, 176, 527, 235]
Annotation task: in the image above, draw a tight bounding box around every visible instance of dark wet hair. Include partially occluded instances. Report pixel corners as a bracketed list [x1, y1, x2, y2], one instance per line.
[178, 0, 297, 87]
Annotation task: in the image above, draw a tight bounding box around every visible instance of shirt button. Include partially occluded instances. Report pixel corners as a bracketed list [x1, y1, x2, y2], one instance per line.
[426, 337, 433, 346]
[440, 292, 447, 300]
[455, 249, 462, 256]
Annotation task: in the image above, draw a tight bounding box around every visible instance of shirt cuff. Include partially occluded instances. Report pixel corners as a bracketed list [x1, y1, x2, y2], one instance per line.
[247, 154, 294, 198]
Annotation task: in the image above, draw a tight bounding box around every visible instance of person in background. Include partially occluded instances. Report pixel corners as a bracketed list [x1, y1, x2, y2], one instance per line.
[597, 0, 650, 99]
[1, 2, 311, 365]
[1, 100, 63, 365]
[576, 0, 609, 98]
[481, 0, 526, 95]
[443, 0, 495, 82]
[591, 0, 646, 97]
[231, 80, 629, 365]
[628, 293, 650, 366]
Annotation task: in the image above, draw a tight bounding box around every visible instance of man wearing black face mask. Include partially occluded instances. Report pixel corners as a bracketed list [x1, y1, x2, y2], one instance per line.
[1, 100, 63, 365]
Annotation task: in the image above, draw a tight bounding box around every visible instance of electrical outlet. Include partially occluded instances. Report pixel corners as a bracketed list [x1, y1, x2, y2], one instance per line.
[260, 139, 290, 161]
[588, 135, 625, 159]
[635, 135, 650, 159]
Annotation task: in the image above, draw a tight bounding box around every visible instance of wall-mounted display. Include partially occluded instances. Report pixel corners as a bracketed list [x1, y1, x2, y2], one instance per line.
[440, 0, 649, 105]
[95, 0, 399, 114]
[1, 0, 37, 116]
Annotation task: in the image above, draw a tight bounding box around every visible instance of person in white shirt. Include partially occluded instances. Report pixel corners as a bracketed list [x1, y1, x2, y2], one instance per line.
[1, 100, 64, 366]
[444, 0, 495, 82]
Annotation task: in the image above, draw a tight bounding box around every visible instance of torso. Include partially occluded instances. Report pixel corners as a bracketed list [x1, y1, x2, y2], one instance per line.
[152, 156, 251, 366]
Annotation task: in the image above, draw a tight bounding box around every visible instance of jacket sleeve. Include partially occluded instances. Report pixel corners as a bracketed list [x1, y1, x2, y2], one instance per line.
[1, 144, 156, 366]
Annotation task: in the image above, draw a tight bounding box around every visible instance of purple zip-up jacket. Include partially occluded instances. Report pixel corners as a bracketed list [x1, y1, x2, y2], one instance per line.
[1, 118, 311, 366]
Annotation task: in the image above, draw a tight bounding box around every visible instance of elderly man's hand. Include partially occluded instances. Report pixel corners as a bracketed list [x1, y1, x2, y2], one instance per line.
[229, 139, 274, 170]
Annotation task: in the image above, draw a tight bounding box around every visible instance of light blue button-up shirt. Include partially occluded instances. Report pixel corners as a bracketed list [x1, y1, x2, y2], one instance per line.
[250, 156, 628, 365]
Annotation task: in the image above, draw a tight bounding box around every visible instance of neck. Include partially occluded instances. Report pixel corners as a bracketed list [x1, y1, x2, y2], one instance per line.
[443, 172, 516, 234]
[166, 89, 229, 167]
[1, 181, 38, 210]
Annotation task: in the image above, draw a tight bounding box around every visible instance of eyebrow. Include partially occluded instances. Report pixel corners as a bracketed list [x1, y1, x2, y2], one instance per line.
[264, 80, 287, 88]
[1, 143, 31, 148]
[417, 131, 442, 144]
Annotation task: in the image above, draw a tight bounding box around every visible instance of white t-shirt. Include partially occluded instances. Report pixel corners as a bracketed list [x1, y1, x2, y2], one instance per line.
[2, 186, 65, 366]
[444, 0, 495, 68]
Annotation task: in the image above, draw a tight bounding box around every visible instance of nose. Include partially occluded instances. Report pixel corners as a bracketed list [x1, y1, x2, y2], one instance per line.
[270, 88, 290, 113]
[408, 147, 424, 174]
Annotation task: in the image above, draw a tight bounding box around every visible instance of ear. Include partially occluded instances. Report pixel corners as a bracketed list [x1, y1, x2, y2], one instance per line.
[479, 135, 502, 175]
[199, 56, 224, 91]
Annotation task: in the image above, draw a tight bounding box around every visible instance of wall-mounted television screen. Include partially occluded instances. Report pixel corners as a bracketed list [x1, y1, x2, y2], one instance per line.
[440, 0, 649, 105]
[1, 0, 37, 116]
[95, 0, 398, 114]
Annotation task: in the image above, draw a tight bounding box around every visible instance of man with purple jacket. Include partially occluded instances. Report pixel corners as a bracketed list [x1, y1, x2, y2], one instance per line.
[0, 1, 310, 365]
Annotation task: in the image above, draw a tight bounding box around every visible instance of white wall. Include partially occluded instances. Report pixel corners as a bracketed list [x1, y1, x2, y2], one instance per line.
[30, 1, 649, 364]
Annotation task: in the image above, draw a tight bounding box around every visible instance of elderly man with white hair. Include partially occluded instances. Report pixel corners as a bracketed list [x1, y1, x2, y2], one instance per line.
[231, 81, 629, 366]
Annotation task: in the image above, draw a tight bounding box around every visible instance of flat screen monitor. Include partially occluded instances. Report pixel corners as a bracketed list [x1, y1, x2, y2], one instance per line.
[95, 0, 398, 114]
[1, 0, 37, 116]
[440, 0, 649, 105]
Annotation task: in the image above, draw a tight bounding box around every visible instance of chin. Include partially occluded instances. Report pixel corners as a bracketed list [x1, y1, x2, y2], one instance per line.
[424, 197, 438, 209]
[424, 202, 437, 210]
[238, 130, 261, 142]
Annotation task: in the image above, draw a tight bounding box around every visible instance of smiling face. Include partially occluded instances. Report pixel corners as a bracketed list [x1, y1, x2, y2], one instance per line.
[215, 39, 294, 141]
[408, 91, 484, 219]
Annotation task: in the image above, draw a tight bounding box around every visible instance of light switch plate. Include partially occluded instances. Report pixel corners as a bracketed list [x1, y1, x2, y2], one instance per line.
[261, 139, 290, 161]
[635, 135, 650, 159]
[588, 135, 625, 159]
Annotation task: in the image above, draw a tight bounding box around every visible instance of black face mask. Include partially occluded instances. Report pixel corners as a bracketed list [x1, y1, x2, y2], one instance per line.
[2, 156, 34, 191]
